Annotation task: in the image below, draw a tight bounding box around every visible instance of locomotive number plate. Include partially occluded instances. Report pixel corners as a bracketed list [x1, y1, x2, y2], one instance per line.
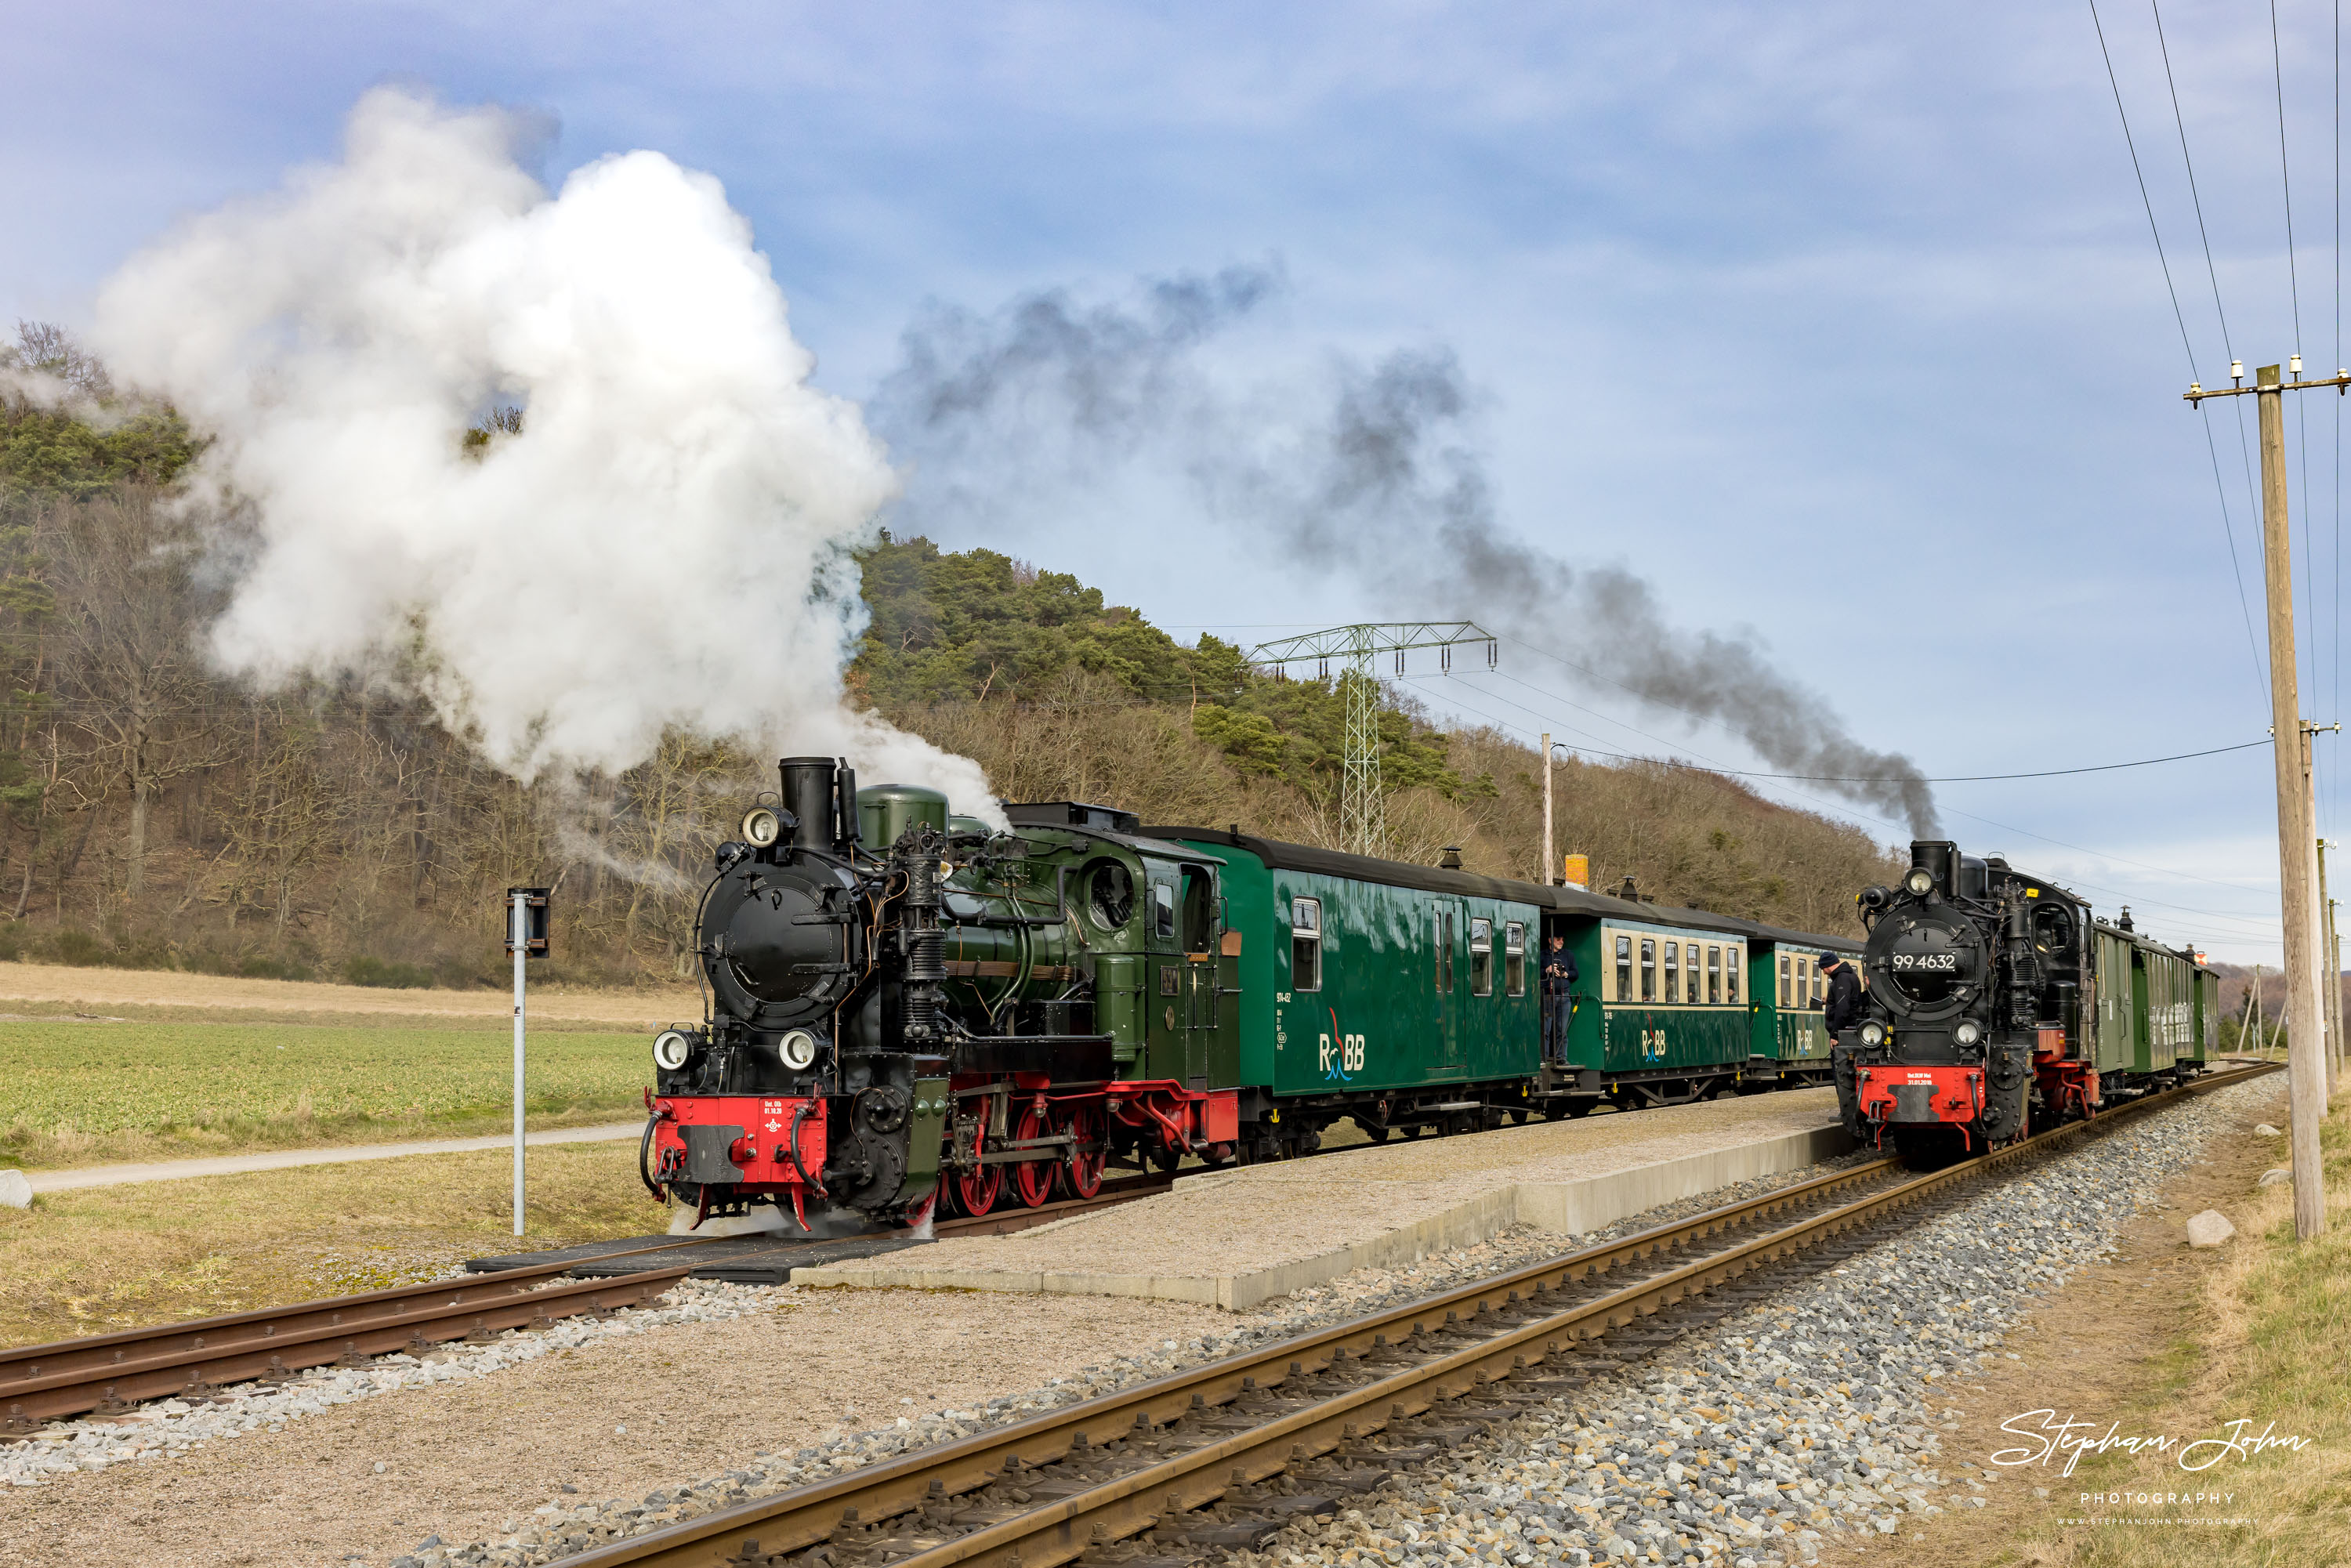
[1892, 953, 1958, 972]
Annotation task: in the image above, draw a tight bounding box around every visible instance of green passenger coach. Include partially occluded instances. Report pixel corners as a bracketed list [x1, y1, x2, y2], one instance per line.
[1149, 824, 1865, 1144]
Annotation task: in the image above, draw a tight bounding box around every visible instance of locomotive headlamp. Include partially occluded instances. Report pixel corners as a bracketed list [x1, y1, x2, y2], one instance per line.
[1859, 1021, 1886, 1047]
[652, 1030, 693, 1071]
[779, 1029, 820, 1070]
[1902, 868, 1935, 896]
[1954, 1019, 1983, 1047]
[740, 807, 782, 848]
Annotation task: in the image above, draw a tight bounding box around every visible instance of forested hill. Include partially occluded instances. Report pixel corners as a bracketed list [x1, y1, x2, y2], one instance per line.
[851, 533, 1903, 936]
[0, 323, 1895, 986]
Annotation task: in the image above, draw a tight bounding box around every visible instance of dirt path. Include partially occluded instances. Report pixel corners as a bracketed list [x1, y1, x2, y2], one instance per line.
[1832, 1092, 2289, 1565]
[0, 960, 693, 1027]
[0, 1288, 1227, 1568]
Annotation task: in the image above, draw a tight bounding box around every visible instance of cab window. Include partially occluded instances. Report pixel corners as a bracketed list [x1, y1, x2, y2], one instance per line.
[1614, 933, 1632, 1001]
[1291, 898, 1322, 992]
[1707, 946, 1721, 1005]
[1504, 922, 1527, 997]
[1639, 937, 1657, 1002]
[1153, 882, 1176, 941]
[1469, 918, 1494, 996]
[1663, 941, 1679, 1005]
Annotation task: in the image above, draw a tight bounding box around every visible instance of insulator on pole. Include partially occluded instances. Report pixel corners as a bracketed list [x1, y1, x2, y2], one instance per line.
[1441, 645, 1451, 672]
[1487, 640, 1498, 668]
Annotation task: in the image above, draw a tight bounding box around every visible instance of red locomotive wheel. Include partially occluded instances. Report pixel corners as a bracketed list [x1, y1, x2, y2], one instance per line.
[1062, 1105, 1106, 1199]
[955, 1121, 1003, 1218]
[1012, 1103, 1060, 1208]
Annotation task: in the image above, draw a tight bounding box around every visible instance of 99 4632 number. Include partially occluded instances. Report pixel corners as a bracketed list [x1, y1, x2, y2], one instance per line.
[1892, 952, 1958, 972]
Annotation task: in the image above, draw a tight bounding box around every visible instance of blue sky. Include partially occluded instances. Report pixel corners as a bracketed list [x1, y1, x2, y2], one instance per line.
[5, 1, 2343, 960]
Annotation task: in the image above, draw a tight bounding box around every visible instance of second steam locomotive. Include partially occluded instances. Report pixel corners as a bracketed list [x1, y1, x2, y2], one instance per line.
[1834, 839, 2217, 1160]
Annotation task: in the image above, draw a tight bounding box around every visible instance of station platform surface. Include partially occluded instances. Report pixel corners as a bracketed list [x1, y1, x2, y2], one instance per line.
[795, 1088, 1849, 1310]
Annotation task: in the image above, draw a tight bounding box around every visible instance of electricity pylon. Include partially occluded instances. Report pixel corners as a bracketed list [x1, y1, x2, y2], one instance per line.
[1246, 622, 1496, 856]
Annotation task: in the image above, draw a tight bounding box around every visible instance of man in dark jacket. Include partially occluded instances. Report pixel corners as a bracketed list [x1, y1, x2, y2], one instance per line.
[1820, 951, 1864, 1035]
[1542, 933, 1578, 1063]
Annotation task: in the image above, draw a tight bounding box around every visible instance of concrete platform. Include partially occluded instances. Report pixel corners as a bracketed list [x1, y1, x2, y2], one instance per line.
[794, 1088, 1850, 1310]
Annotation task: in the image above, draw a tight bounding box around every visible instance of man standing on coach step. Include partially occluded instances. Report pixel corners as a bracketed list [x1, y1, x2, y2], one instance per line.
[1820, 951, 1863, 1036]
[1542, 932, 1578, 1063]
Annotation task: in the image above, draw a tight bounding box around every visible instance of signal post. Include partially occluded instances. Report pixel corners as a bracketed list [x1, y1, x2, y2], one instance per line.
[2187, 360, 2338, 1238]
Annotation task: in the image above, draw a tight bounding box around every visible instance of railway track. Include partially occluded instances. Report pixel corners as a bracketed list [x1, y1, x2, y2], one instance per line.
[0, 1173, 1174, 1435]
[549, 1061, 2277, 1568]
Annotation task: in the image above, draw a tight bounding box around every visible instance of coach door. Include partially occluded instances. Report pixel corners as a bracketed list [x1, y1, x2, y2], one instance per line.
[1178, 864, 1222, 1090]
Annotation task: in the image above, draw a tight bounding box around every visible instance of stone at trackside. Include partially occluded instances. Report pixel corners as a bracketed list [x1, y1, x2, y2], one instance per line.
[2255, 1124, 2282, 1136]
[0, 1169, 30, 1208]
[2186, 1209, 2237, 1248]
[2258, 1168, 2293, 1187]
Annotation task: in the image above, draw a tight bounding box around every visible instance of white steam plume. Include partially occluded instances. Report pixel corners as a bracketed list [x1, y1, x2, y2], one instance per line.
[89, 87, 996, 819]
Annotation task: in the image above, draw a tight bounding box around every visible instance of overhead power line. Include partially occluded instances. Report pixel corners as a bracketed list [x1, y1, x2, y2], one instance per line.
[2097, 0, 2269, 702]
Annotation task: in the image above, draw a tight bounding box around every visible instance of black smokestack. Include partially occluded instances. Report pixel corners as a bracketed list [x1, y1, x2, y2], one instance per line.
[871, 270, 1939, 837]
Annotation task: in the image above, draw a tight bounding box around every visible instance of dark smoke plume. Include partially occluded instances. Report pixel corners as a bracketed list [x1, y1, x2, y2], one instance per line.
[871, 270, 1939, 837]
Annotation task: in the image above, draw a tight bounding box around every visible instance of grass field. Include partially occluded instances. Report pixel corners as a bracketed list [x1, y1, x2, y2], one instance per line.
[0, 1016, 653, 1168]
[0, 1140, 662, 1348]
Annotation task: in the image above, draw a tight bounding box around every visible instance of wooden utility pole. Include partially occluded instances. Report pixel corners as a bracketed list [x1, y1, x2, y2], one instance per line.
[1541, 733, 1554, 885]
[2188, 362, 2331, 1237]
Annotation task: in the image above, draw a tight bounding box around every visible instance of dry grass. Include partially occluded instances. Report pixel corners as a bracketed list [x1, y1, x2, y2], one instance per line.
[2001, 1085, 2351, 1566]
[0, 1140, 663, 1349]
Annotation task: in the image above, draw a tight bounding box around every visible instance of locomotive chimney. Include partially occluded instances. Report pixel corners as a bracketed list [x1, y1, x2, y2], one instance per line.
[778, 756, 836, 852]
[1910, 840, 1959, 896]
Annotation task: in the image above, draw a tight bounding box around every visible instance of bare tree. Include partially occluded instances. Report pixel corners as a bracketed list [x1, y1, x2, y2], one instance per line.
[44, 487, 226, 900]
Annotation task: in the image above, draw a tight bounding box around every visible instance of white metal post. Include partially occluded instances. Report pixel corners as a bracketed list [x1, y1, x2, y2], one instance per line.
[512, 891, 527, 1237]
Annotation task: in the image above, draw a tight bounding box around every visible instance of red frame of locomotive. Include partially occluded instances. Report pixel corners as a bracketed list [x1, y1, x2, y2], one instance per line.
[647, 1075, 1239, 1228]
[1851, 1027, 2104, 1152]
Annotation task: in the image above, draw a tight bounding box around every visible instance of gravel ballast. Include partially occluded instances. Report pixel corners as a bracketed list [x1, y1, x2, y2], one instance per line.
[380, 1077, 2278, 1568]
[0, 1280, 788, 1490]
[1230, 1074, 2286, 1568]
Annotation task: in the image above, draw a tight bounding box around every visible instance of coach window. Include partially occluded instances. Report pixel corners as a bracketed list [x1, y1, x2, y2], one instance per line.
[1778, 954, 1791, 1008]
[1291, 898, 1323, 992]
[1707, 946, 1722, 1005]
[1436, 909, 1455, 994]
[1505, 922, 1527, 996]
[1662, 940, 1679, 1005]
[1614, 933, 1632, 1001]
[1725, 947, 1741, 1005]
[1469, 918, 1494, 996]
[1687, 943, 1703, 1001]
[1813, 961, 1826, 1008]
[1639, 937, 1657, 1002]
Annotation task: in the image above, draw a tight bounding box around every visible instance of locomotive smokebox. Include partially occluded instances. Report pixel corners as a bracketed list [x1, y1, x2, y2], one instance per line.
[779, 756, 837, 851]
